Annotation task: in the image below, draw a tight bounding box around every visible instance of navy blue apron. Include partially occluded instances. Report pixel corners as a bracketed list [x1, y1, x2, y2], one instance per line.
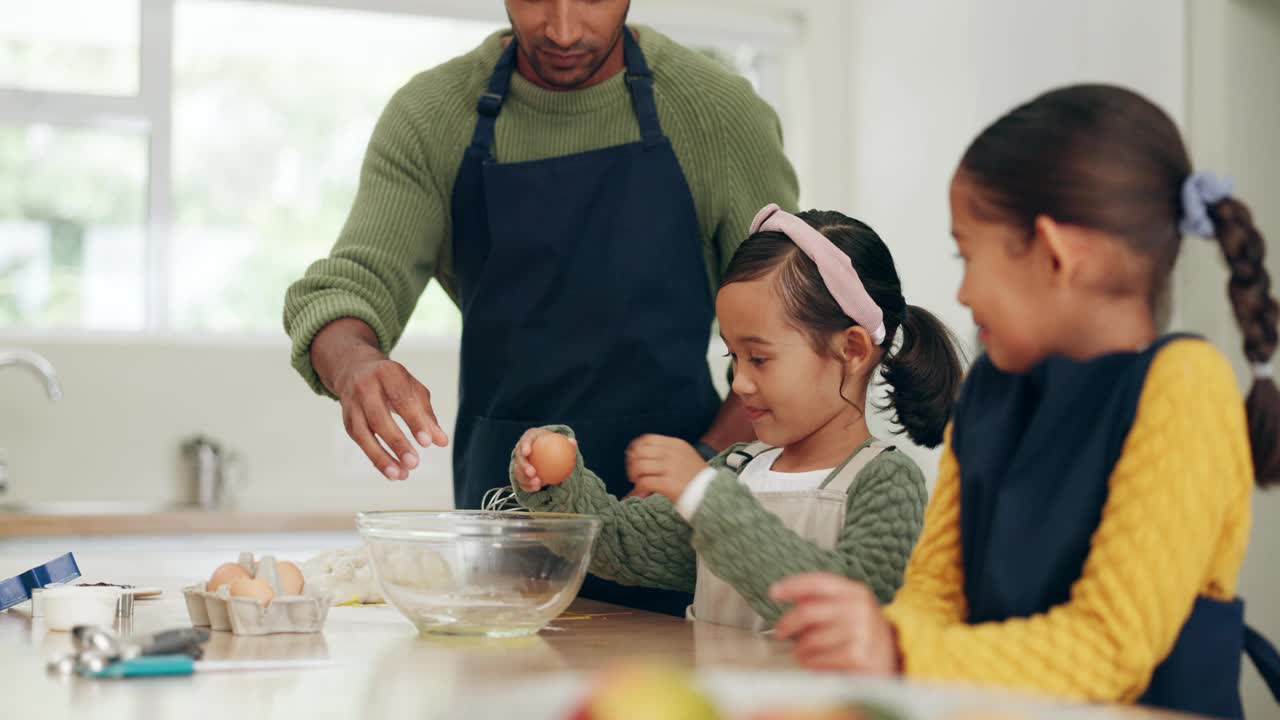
[448, 30, 720, 615]
[951, 335, 1280, 718]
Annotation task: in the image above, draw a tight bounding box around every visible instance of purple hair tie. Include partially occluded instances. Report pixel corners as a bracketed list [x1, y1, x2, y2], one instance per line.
[1180, 171, 1235, 239]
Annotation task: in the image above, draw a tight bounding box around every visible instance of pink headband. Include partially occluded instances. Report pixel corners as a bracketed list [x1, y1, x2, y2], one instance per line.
[749, 204, 887, 344]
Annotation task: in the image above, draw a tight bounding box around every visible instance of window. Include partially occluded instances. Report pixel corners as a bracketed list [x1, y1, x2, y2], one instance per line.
[1, 1, 787, 338]
[0, 123, 148, 330]
[170, 1, 497, 334]
[0, 0, 140, 96]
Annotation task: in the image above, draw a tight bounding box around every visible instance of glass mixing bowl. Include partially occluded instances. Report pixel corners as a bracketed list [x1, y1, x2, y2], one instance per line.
[357, 510, 601, 638]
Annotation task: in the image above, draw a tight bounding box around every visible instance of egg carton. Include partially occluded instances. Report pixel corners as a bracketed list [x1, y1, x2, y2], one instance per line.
[183, 552, 332, 636]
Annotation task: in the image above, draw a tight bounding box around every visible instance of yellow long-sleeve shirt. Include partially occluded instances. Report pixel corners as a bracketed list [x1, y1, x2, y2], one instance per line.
[884, 339, 1254, 702]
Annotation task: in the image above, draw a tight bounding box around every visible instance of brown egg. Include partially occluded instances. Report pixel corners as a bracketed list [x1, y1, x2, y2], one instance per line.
[229, 576, 276, 607]
[529, 433, 576, 485]
[276, 560, 305, 596]
[207, 562, 250, 592]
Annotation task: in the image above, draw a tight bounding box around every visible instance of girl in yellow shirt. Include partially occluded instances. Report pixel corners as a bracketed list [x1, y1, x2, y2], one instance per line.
[770, 84, 1280, 717]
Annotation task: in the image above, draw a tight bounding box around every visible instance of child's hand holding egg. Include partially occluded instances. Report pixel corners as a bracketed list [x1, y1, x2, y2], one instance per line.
[514, 428, 578, 492]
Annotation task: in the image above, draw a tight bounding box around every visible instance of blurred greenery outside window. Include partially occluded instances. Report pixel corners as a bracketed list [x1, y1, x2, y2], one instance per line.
[0, 1, 779, 338]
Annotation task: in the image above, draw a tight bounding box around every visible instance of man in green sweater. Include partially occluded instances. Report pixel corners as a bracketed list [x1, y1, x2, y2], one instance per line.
[283, 0, 798, 614]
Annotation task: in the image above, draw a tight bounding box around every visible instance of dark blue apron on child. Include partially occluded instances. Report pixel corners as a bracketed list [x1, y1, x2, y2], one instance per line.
[448, 30, 720, 615]
[951, 335, 1280, 718]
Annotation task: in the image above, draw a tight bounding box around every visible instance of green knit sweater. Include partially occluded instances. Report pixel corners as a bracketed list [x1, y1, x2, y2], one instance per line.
[511, 427, 927, 623]
[283, 26, 799, 395]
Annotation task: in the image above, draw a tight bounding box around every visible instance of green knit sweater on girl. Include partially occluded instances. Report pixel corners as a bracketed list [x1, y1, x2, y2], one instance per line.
[510, 426, 927, 623]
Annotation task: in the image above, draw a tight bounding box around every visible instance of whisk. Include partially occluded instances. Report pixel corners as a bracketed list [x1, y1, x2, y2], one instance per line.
[481, 486, 528, 513]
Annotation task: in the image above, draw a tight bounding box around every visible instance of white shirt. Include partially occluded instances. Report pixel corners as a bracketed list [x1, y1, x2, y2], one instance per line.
[675, 447, 833, 521]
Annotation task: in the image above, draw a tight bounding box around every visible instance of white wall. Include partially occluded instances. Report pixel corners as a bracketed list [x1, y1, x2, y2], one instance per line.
[1182, 2, 1280, 716]
[0, 336, 460, 511]
[841, 0, 1186, 479]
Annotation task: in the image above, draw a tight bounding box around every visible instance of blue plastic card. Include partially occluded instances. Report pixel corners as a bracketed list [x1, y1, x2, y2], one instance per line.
[0, 553, 81, 611]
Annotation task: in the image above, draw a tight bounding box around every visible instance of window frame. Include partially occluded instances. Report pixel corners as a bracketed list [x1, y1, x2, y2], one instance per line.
[1, 0, 809, 342]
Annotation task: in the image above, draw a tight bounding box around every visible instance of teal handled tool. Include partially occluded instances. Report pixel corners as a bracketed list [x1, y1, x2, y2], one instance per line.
[88, 656, 338, 678]
[47, 625, 338, 678]
[47, 625, 211, 676]
[0, 553, 80, 611]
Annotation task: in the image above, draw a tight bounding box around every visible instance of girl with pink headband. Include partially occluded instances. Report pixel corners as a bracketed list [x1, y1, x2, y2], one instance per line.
[506, 205, 965, 631]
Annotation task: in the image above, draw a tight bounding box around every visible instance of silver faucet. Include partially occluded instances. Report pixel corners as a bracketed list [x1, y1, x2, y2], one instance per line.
[0, 348, 62, 494]
[0, 349, 62, 401]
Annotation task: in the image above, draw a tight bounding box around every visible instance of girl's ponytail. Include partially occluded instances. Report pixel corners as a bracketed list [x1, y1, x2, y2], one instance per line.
[879, 305, 965, 449]
[1210, 197, 1280, 487]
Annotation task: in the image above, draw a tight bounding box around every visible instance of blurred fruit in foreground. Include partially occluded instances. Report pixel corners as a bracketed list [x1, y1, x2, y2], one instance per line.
[570, 663, 722, 720]
[567, 663, 908, 720]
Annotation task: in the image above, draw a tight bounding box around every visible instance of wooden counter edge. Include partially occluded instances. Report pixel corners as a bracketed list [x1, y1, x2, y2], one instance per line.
[0, 512, 358, 537]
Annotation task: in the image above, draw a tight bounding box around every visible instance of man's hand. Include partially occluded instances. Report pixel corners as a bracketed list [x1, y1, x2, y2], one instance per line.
[312, 318, 449, 480]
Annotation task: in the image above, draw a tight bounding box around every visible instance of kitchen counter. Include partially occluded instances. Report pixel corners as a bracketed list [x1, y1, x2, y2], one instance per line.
[0, 581, 790, 720]
[0, 511, 356, 538]
[0, 571, 1189, 720]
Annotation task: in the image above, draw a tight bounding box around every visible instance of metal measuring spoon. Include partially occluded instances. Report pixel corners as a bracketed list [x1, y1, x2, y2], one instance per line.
[45, 648, 110, 677]
[44, 626, 118, 677]
[73, 625, 208, 659]
[49, 626, 210, 677]
[72, 625, 118, 655]
[46, 655, 78, 676]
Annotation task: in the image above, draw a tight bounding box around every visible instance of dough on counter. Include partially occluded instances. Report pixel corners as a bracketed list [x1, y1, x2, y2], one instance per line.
[302, 544, 453, 605]
[300, 547, 384, 605]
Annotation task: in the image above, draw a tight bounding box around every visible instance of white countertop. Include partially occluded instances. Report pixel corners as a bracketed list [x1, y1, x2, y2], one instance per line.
[0, 563, 1188, 720]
